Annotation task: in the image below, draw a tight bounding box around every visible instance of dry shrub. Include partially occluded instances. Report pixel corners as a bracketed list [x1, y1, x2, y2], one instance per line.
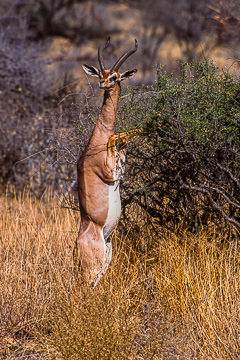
[153, 230, 240, 359]
[0, 191, 239, 359]
[0, 190, 77, 358]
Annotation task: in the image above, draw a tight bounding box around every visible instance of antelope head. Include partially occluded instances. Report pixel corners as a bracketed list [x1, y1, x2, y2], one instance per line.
[82, 37, 138, 89]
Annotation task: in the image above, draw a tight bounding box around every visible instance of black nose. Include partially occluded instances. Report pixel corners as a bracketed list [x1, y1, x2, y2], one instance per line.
[99, 82, 105, 89]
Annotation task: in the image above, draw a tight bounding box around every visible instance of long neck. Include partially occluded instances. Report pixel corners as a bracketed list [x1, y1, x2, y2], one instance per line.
[97, 82, 121, 130]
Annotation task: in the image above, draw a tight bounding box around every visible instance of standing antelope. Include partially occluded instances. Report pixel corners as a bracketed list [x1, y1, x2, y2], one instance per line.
[75, 37, 139, 286]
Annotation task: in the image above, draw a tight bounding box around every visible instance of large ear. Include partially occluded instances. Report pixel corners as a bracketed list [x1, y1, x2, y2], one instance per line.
[120, 69, 137, 81]
[82, 64, 101, 77]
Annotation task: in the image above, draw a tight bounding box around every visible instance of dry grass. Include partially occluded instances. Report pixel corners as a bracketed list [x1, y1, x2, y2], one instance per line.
[0, 191, 239, 359]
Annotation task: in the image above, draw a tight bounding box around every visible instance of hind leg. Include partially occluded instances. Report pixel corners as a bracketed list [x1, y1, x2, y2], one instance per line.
[74, 220, 105, 285]
[93, 239, 112, 288]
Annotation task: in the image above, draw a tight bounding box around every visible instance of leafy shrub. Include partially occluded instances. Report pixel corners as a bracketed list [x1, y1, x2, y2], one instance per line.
[121, 61, 240, 232]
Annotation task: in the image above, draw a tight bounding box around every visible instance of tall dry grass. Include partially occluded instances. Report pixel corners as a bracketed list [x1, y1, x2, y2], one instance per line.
[0, 191, 239, 359]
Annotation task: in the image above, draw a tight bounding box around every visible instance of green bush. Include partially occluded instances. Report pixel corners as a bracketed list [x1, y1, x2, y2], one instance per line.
[121, 61, 240, 232]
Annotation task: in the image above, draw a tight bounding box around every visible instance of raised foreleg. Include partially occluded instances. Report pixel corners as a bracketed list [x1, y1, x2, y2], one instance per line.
[109, 129, 142, 148]
[105, 129, 142, 168]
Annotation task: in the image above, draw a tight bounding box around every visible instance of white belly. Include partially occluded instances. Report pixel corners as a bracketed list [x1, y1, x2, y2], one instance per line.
[93, 157, 124, 287]
[103, 183, 121, 241]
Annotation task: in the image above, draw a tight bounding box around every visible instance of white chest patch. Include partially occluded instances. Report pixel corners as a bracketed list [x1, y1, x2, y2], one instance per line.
[103, 147, 126, 241]
[94, 148, 126, 287]
[103, 183, 121, 241]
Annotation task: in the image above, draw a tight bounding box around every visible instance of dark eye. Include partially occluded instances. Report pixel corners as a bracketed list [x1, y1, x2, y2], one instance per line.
[109, 74, 117, 82]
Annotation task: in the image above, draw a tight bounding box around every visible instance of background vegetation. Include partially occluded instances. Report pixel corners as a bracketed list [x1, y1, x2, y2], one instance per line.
[0, 0, 240, 359]
[1, 0, 240, 197]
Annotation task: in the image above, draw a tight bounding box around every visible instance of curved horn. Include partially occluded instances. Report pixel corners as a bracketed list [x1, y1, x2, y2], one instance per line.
[111, 39, 138, 71]
[98, 36, 110, 71]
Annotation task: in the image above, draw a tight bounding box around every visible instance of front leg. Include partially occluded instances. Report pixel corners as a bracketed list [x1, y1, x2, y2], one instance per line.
[105, 129, 142, 179]
[105, 133, 118, 169]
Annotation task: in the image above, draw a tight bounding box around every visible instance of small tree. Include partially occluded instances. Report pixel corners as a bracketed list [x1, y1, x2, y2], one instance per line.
[120, 61, 240, 232]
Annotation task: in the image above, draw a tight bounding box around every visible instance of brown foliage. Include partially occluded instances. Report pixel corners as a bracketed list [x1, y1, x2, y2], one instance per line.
[0, 191, 240, 359]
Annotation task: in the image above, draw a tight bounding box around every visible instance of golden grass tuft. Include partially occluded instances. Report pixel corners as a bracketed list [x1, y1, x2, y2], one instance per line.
[0, 191, 239, 359]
